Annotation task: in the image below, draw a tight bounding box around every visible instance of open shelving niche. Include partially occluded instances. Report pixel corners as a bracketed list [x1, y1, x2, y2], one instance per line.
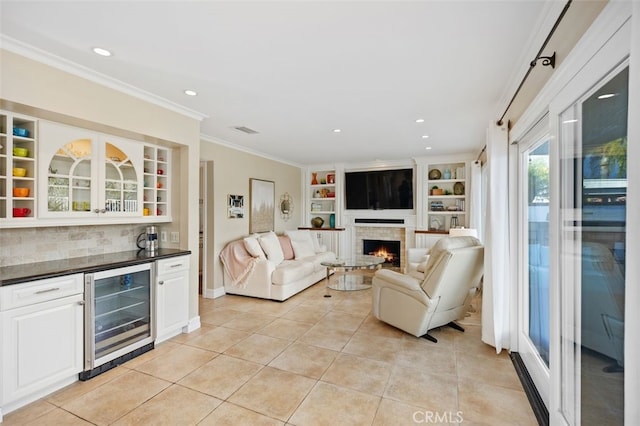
[143, 146, 170, 218]
[425, 161, 468, 232]
[307, 168, 337, 229]
[0, 111, 37, 220]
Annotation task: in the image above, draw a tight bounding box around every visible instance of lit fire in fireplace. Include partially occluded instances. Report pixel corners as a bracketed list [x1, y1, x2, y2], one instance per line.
[369, 247, 397, 264]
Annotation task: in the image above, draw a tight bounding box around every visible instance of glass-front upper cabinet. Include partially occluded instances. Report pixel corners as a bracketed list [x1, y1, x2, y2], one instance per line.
[39, 121, 143, 218]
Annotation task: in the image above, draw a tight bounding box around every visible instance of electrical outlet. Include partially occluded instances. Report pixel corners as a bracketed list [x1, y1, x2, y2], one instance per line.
[170, 231, 180, 243]
[160, 231, 167, 242]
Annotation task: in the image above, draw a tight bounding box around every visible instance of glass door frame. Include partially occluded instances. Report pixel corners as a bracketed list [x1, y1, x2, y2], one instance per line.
[516, 118, 552, 407]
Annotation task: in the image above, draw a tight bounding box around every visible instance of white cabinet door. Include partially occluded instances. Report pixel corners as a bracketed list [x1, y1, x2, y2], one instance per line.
[156, 255, 190, 343]
[1, 293, 83, 406]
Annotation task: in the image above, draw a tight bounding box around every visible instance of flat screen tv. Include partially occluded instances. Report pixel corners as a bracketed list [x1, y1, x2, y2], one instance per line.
[345, 168, 414, 210]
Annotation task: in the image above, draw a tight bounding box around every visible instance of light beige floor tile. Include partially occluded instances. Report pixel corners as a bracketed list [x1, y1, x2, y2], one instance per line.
[384, 365, 458, 412]
[289, 382, 380, 426]
[453, 324, 498, 357]
[133, 344, 216, 382]
[167, 323, 216, 344]
[298, 323, 355, 351]
[46, 365, 128, 407]
[221, 312, 278, 332]
[244, 300, 297, 316]
[61, 370, 170, 425]
[395, 338, 456, 376]
[316, 310, 368, 332]
[457, 378, 537, 425]
[22, 408, 93, 425]
[373, 398, 456, 426]
[224, 333, 291, 364]
[199, 402, 284, 426]
[228, 367, 315, 421]
[269, 342, 339, 379]
[2, 400, 56, 425]
[321, 353, 392, 396]
[357, 314, 408, 339]
[342, 331, 403, 364]
[199, 308, 245, 326]
[456, 351, 521, 390]
[112, 384, 221, 425]
[281, 305, 328, 323]
[256, 318, 314, 341]
[179, 354, 263, 399]
[121, 340, 181, 369]
[185, 325, 250, 353]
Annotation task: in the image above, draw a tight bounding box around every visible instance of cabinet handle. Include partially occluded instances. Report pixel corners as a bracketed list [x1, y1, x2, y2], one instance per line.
[170, 264, 182, 268]
[78, 300, 86, 306]
[93, 209, 100, 213]
[35, 287, 60, 294]
[159, 280, 164, 285]
[100, 208, 107, 214]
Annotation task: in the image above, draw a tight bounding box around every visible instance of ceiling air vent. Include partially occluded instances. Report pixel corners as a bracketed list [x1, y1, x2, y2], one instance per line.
[232, 126, 259, 135]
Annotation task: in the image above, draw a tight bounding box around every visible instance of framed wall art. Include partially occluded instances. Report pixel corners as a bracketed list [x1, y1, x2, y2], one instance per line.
[249, 178, 275, 233]
[228, 194, 244, 218]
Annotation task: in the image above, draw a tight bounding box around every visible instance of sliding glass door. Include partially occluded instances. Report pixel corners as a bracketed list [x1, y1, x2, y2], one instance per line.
[517, 122, 551, 406]
[557, 63, 627, 425]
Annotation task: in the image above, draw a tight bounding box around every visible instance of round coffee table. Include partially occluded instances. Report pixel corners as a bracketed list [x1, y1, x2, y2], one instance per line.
[321, 255, 385, 296]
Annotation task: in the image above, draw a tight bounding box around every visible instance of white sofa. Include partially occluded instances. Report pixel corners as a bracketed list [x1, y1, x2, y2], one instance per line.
[220, 230, 336, 301]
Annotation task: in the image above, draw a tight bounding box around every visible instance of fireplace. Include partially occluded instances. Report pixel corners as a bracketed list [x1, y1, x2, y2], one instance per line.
[363, 239, 401, 268]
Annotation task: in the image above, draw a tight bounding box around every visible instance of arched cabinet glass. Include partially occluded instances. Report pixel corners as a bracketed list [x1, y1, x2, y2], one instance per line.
[39, 121, 143, 218]
[48, 138, 93, 213]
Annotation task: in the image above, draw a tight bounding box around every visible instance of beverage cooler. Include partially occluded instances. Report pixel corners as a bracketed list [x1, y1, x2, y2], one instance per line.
[81, 263, 154, 380]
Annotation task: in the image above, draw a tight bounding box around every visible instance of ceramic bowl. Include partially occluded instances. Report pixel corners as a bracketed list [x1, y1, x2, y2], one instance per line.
[13, 187, 30, 197]
[13, 127, 29, 137]
[12, 167, 27, 177]
[12, 207, 31, 217]
[13, 147, 28, 157]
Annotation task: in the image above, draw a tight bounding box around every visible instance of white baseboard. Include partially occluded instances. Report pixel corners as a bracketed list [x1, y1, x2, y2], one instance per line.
[184, 316, 201, 333]
[204, 286, 225, 299]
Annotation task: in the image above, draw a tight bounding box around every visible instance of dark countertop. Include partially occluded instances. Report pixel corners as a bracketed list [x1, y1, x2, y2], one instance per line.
[0, 248, 192, 287]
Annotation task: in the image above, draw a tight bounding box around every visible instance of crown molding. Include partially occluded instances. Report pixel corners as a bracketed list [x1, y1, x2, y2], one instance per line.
[0, 35, 208, 121]
[200, 133, 302, 168]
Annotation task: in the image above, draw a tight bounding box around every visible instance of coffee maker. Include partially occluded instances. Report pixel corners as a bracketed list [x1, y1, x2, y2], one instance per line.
[137, 226, 159, 253]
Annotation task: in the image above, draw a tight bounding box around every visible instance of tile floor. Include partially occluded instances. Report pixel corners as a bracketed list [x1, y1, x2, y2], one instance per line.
[3, 279, 537, 425]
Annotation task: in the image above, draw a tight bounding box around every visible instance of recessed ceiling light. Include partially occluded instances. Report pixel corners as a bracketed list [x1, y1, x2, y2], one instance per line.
[184, 89, 197, 96]
[562, 119, 578, 124]
[415, 119, 425, 123]
[422, 135, 429, 139]
[333, 129, 341, 133]
[425, 147, 432, 150]
[92, 47, 112, 57]
[597, 93, 617, 99]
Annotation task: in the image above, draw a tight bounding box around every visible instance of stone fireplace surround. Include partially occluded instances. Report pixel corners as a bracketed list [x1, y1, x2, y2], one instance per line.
[343, 213, 416, 273]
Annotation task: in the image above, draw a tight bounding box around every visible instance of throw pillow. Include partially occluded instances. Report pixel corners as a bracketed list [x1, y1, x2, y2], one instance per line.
[243, 236, 266, 259]
[278, 235, 295, 260]
[284, 230, 316, 259]
[258, 232, 285, 264]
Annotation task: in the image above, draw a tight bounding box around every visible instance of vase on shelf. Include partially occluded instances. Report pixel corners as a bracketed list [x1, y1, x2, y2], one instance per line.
[329, 213, 335, 228]
[443, 169, 451, 179]
[311, 172, 318, 185]
[311, 217, 324, 228]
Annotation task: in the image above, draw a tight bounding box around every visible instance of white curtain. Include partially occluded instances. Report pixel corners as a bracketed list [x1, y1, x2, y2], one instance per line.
[469, 161, 483, 240]
[482, 121, 511, 352]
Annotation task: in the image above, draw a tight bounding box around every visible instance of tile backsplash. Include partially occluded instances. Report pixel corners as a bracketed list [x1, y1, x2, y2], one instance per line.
[0, 224, 151, 267]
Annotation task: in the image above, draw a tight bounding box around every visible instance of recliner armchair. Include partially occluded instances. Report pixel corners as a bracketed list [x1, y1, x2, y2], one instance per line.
[372, 236, 484, 342]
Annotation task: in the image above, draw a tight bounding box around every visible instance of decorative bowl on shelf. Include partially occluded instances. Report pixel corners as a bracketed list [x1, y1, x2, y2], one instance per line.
[13, 167, 27, 177]
[13, 187, 30, 197]
[453, 181, 465, 195]
[13, 147, 28, 157]
[428, 169, 441, 180]
[311, 217, 324, 228]
[13, 127, 29, 137]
